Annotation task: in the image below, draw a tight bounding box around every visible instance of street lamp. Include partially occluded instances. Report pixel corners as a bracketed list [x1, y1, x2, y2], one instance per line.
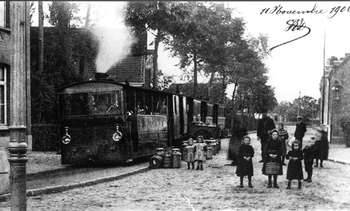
[7, 2, 30, 210]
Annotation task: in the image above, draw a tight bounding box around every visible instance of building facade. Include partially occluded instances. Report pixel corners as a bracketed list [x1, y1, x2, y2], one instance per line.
[0, 1, 31, 194]
[321, 53, 350, 144]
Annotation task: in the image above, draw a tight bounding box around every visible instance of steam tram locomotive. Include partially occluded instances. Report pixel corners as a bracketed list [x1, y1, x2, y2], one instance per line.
[56, 79, 226, 165]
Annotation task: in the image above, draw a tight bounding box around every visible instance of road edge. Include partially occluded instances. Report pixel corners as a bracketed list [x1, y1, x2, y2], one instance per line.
[0, 166, 150, 202]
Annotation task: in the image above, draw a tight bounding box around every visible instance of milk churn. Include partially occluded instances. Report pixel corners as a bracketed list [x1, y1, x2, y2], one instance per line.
[216, 139, 221, 151]
[156, 148, 165, 157]
[206, 144, 213, 159]
[211, 141, 218, 155]
[171, 148, 181, 168]
[163, 152, 172, 168]
[149, 155, 163, 169]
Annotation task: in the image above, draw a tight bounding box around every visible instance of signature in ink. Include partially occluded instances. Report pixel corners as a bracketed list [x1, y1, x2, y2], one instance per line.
[268, 18, 311, 53]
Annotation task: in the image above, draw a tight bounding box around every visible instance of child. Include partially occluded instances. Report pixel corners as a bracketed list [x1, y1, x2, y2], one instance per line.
[303, 137, 316, 182]
[194, 135, 207, 170]
[262, 129, 283, 188]
[277, 123, 289, 165]
[185, 138, 195, 170]
[314, 127, 329, 168]
[236, 135, 254, 188]
[286, 141, 304, 189]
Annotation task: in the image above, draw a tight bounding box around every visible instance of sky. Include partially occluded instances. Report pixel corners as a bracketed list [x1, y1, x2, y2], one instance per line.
[158, 1, 350, 103]
[33, 1, 350, 103]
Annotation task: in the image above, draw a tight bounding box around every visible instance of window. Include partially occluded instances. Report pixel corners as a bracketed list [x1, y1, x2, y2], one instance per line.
[0, 1, 6, 28]
[59, 93, 89, 116]
[0, 66, 6, 125]
[91, 91, 122, 115]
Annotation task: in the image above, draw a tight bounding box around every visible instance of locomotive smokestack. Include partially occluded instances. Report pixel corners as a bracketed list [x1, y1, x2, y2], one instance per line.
[95, 72, 109, 81]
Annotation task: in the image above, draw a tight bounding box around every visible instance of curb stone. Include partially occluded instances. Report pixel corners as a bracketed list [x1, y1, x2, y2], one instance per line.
[327, 159, 350, 166]
[0, 166, 150, 202]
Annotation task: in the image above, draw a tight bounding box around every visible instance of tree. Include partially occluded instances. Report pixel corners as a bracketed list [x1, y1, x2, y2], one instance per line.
[126, 1, 174, 89]
[157, 70, 174, 90]
[164, 2, 211, 98]
[273, 96, 319, 123]
[31, 1, 83, 123]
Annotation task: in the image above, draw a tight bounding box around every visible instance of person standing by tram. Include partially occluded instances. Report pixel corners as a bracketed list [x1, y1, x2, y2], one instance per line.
[294, 116, 307, 148]
[257, 110, 276, 163]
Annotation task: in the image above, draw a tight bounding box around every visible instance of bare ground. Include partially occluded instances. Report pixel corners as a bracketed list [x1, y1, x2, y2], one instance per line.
[1, 127, 350, 211]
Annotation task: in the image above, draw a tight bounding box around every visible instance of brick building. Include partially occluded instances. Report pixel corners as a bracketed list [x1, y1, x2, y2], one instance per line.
[84, 54, 153, 88]
[321, 53, 350, 144]
[0, 2, 31, 194]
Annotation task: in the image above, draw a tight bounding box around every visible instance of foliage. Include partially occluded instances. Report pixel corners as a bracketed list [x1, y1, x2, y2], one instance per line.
[31, 2, 90, 123]
[340, 114, 350, 129]
[126, 1, 174, 89]
[167, 82, 229, 104]
[273, 96, 319, 122]
[32, 124, 60, 151]
[157, 70, 174, 90]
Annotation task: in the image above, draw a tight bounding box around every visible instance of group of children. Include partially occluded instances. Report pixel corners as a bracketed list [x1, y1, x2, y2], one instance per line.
[236, 123, 329, 189]
[184, 136, 208, 170]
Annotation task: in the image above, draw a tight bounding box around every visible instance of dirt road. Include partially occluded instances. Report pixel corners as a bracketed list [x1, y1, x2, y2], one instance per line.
[0, 128, 349, 211]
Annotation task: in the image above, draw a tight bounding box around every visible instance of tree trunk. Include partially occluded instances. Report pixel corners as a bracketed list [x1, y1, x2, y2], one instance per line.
[38, 1, 44, 74]
[38, 1, 44, 123]
[220, 66, 226, 103]
[193, 52, 197, 99]
[207, 71, 215, 101]
[230, 82, 238, 130]
[84, 3, 91, 27]
[152, 30, 161, 89]
[79, 3, 91, 79]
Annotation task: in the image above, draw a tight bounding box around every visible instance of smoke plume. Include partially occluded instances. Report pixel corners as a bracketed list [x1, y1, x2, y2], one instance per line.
[90, 2, 136, 73]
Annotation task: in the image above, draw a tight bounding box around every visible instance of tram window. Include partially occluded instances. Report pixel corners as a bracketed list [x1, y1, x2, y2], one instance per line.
[126, 90, 136, 115]
[218, 107, 225, 116]
[136, 91, 146, 114]
[207, 105, 213, 116]
[91, 92, 122, 115]
[144, 93, 152, 114]
[193, 101, 201, 116]
[60, 93, 89, 116]
[160, 98, 167, 115]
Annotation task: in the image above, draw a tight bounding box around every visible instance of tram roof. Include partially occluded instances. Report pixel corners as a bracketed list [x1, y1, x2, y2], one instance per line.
[55, 80, 225, 107]
[55, 80, 173, 96]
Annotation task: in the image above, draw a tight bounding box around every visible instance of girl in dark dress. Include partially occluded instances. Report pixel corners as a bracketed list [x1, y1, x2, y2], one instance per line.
[314, 127, 329, 168]
[286, 141, 304, 189]
[262, 129, 283, 188]
[303, 137, 316, 182]
[236, 135, 254, 188]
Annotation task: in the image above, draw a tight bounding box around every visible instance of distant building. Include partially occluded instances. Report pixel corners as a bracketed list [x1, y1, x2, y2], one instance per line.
[320, 53, 350, 144]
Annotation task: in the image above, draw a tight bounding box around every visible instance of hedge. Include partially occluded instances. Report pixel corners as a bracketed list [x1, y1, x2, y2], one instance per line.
[32, 124, 60, 151]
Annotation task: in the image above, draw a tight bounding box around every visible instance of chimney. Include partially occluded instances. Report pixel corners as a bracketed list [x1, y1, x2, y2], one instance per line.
[95, 72, 109, 81]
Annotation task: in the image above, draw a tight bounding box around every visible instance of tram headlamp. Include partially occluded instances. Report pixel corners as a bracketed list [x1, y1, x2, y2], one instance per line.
[112, 132, 122, 142]
[62, 126, 71, 144]
[62, 135, 71, 144]
[112, 125, 123, 142]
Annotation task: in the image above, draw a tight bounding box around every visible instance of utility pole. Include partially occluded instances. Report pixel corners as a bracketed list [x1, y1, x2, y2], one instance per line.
[297, 91, 301, 117]
[321, 31, 326, 124]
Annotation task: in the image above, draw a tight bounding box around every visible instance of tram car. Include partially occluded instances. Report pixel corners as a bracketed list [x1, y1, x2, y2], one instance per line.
[56, 76, 226, 165]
